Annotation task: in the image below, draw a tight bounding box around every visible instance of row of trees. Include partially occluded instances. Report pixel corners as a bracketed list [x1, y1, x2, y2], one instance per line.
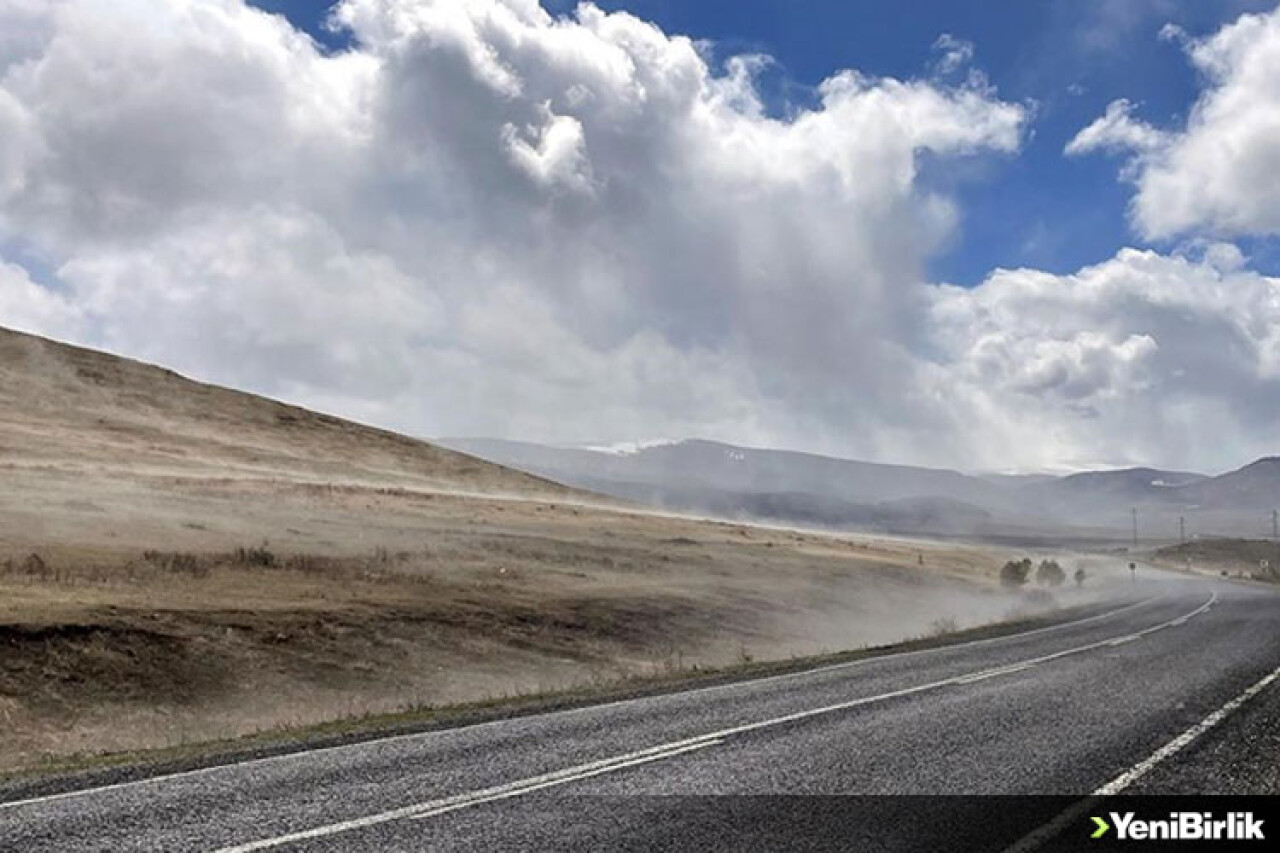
[1000, 558, 1084, 589]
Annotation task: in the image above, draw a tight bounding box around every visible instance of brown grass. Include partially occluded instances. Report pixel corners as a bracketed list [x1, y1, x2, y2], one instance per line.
[0, 326, 1050, 772]
[1153, 538, 1280, 582]
[0, 505, 1036, 772]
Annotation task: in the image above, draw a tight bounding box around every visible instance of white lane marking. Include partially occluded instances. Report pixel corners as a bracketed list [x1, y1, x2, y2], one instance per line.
[209, 593, 1216, 852]
[215, 739, 724, 853]
[1093, 661, 1280, 795]
[409, 739, 725, 821]
[0, 595, 1162, 812]
[1001, 657, 1280, 853]
[954, 662, 1036, 685]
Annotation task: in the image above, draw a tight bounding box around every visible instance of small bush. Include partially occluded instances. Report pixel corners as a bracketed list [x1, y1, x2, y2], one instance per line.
[1000, 558, 1033, 589]
[1036, 559, 1066, 587]
[235, 542, 277, 568]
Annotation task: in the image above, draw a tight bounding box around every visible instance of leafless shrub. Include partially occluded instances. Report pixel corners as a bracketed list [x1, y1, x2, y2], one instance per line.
[928, 616, 959, 637]
[1, 554, 55, 581]
[284, 554, 329, 575]
[142, 550, 209, 577]
[235, 542, 277, 568]
[24, 553, 50, 578]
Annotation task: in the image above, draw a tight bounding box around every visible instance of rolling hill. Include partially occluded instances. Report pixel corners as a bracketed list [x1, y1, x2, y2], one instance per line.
[0, 325, 1029, 770]
[0, 327, 573, 500]
[438, 437, 1013, 534]
[439, 438, 1280, 539]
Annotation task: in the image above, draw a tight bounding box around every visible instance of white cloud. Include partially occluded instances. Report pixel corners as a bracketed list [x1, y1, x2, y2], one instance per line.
[55, 207, 440, 399]
[4, 0, 1277, 475]
[931, 33, 974, 76]
[1158, 22, 1188, 46]
[501, 105, 594, 192]
[929, 248, 1280, 471]
[0, 0, 1029, 462]
[1069, 6, 1280, 239]
[1065, 98, 1167, 157]
[0, 255, 82, 338]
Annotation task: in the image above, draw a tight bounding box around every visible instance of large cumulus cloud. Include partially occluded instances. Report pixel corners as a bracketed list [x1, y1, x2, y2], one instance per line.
[928, 247, 1280, 471]
[0, 0, 1027, 458]
[0, 0, 1276, 472]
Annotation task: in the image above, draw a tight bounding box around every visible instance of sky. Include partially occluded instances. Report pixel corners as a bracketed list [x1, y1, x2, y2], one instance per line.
[1, 0, 1279, 473]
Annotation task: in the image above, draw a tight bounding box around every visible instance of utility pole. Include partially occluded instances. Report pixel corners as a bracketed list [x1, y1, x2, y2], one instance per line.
[1273, 510, 1279, 581]
[1131, 507, 1138, 549]
[1179, 515, 1186, 544]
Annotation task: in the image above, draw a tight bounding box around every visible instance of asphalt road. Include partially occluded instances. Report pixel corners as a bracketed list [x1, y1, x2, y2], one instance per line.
[3, 576, 1278, 851]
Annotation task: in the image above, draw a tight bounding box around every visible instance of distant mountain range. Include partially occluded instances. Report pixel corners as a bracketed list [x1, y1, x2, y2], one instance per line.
[437, 438, 1280, 540]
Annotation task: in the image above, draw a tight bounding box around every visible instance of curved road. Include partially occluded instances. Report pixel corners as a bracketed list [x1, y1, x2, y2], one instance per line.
[3, 577, 1278, 851]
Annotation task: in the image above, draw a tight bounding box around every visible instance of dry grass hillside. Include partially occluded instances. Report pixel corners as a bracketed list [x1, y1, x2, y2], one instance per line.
[0, 327, 1086, 772]
[0, 328, 572, 498]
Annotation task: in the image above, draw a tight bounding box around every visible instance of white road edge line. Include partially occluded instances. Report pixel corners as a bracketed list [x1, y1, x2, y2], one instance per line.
[0, 595, 1163, 813]
[1093, 661, 1280, 795]
[208, 592, 1216, 853]
[1001, 656, 1280, 853]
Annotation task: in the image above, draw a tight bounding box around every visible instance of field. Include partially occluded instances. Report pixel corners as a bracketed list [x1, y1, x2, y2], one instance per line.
[0, 327, 1100, 772]
[1153, 538, 1280, 582]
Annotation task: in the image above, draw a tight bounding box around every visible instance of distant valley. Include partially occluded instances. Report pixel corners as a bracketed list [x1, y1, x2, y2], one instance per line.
[439, 438, 1280, 541]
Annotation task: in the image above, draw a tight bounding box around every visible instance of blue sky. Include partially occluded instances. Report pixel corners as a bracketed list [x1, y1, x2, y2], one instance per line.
[251, 0, 1279, 284]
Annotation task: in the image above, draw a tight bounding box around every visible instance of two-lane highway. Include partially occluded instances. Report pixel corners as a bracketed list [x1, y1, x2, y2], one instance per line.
[3, 577, 1278, 851]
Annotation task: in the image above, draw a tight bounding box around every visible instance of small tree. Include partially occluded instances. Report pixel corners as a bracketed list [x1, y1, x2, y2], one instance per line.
[1074, 567, 1087, 588]
[1000, 558, 1032, 589]
[1036, 559, 1066, 587]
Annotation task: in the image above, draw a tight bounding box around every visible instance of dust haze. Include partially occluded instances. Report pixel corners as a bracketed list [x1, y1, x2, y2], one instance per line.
[1, 327, 1139, 771]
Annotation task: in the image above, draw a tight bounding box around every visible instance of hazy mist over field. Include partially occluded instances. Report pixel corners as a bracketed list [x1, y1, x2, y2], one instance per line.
[442, 437, 1280, 540]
